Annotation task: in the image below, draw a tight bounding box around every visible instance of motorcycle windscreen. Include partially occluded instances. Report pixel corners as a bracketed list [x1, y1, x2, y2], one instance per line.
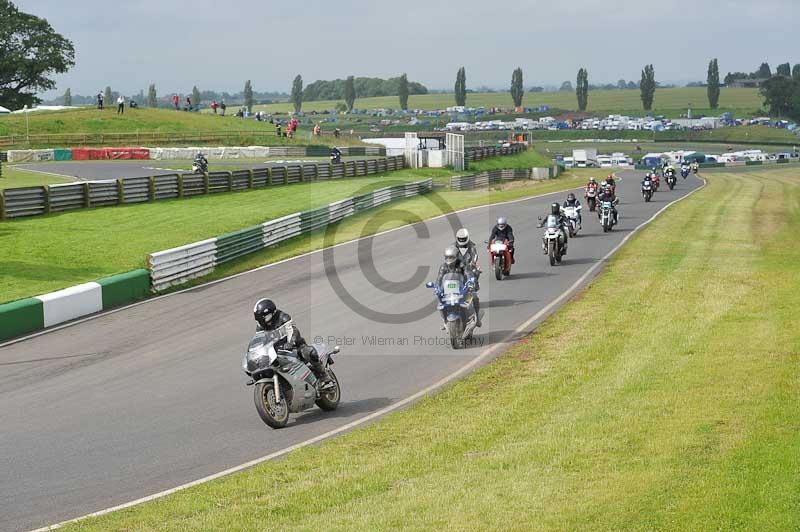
[545, 215, 560, 228]
[441, 272, 464, 295]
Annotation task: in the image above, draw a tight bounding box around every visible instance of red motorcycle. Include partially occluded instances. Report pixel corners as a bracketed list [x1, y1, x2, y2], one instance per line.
[487, 238, 512, 280]
[585, 184, 599, 211]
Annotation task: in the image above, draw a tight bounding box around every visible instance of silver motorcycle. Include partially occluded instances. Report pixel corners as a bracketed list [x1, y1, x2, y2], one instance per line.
[242, 322, 340, 429]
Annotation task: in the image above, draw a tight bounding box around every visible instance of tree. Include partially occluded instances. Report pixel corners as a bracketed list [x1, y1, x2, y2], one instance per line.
[617, 79, 627, 90]
[510, 67, 524, 108]
[454, 67, 467, 106]
[290, 75, 303, 113]
[559, 81, 573, 92]
[0, 0, 75, 109]
[576, 68, 589, 111]
[760, 76, 797, 117]
[755, 62, 771, 78]
[707, 58, 720, 109]
[398, 73, 409, 110]
[793, 64, 800, 81]
[63, 87, 71, 106]
[243, 80, 253, 112]
[640, 64, 656, 110]
[344, 75, 356, 112]
[192, 85, 201, 109]
[776, 63, 791, 77]
[147, 84, 157, 107]
[104, 86, 112, 107]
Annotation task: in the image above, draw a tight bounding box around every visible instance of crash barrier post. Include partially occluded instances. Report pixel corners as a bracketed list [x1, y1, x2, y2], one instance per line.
[0, 269, 150, 342]
[148, 178, 434, 291]
[0, 156, 405, 220]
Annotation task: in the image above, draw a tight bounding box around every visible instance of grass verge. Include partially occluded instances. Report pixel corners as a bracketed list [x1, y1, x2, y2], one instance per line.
[0, 166, 74, 189]
[61, 168, 800, 531]
[1, 171, 585, 303]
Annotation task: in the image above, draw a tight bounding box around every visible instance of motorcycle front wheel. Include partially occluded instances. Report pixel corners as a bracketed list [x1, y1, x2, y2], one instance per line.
[315, 368, 340, 411]
[254, 381, 290, 429]
[494, 256, 503, 280]
[548, 241, 556, 266]
[446, 321, 464, 349]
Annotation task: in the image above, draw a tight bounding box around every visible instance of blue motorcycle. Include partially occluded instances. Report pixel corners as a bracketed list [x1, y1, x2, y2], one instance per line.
[426, 272, 479, 349]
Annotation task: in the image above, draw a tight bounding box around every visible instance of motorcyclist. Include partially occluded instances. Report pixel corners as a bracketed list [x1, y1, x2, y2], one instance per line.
[330, 147, 342, 164]
[585, 177, 599, 194]
[642, 173, 654, 188]
[193, 152, 208, 172]
[253, 298, 331, 385]
[538, 202, 568, 254]
[690, 161, 699, 173]
[454, 228, 480, 288]
[436, 246, 481, 327]
[597, 184, 619, 224]
[604, 173, 616, 192]
[562, 192, 582, 229]
[488, 217, 515, 264]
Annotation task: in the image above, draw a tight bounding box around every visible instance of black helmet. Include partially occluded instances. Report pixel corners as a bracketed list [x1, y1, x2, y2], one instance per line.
[567, 193, 576, 202]
[253, 298, 277, 328]
[551, 202, 560, 215]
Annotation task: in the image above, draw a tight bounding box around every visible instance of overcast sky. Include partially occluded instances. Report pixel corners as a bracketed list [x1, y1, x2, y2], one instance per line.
[16, 0, 799, 97]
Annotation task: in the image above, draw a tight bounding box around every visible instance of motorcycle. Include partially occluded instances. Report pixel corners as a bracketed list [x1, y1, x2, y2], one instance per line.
[330, 149, 342, 164]
[585, 186, 598, 212]
[242, 323, 341, 429]
[562, 204, 581, 237]
[665, 170, 676, 190]
[600, 199, 616, 232]
[651, 174, 660, 191]
[540, 214, 566, 266]
[426, 273, 479, 349]
[692, 165, 699, 175]
[681, 167, 690, 179]
[192, 155, 208, 174]
[642, 180, 653, 202]
[487, 238, 512, 280]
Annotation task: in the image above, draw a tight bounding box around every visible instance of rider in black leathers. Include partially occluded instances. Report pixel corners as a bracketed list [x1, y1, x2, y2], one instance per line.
[436, 246, 481, 327]
[454, 228, 480, 289]
[253, 299, 330, 384]
[538, 202, 569, 254]
[597, 185, 620, 224]
[562, 192, 582, 228]
[488, 217, 515, 264]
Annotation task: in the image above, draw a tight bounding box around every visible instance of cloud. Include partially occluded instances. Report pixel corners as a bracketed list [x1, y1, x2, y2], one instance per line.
[13, 0, 800, 96]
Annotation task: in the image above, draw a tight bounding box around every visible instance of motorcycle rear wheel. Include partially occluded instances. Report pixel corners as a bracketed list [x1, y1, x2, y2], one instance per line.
[315, 368, 340, 411]
[254, 381, 290, 429]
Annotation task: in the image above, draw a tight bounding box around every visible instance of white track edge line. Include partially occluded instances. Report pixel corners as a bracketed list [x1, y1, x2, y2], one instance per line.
[30, 176, 704, 532]
[2, 178, 594, 348]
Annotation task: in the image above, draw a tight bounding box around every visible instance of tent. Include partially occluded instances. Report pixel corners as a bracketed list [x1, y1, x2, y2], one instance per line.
[0, 105, 10, 114]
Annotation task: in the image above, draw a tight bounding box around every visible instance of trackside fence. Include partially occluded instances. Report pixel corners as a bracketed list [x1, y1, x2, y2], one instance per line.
[0, 155, 405, 220]
[148, 178, 434, 291]
[450, 166, 560, 190]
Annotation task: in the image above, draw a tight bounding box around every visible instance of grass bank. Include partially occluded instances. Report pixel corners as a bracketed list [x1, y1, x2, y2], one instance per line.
[255, 87, 764, 116]
[61, 168, 800, 531]
[1, 170, 585, 303]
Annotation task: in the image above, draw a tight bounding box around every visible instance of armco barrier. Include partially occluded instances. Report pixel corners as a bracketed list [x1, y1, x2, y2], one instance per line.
[0, 269, 152, 342]
[0, 155, 405, 220]
[148, 179, 433, 291]
[450, 166, 558, 190]
[464, 143, 525, 165]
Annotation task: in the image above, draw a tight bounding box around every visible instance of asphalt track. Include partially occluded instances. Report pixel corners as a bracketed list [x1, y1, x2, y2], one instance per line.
[15, 158, 367, 181]
[0, 172, 703, 531]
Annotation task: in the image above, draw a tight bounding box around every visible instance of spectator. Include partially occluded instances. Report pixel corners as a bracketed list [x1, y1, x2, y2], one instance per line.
[97, 92, 104, 110]
[172, 94, 180, 110]
[116, 95, 125, 114]
[313, 123, 321, 136]
[276, 121, 282, 137]
[220, 100, 226, 116]
[333, 128, 340, 138]
[185, 96, 192, 111]
[211, 100, 218, 114]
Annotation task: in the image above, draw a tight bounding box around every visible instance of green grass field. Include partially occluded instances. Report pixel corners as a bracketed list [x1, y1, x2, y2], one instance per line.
[256, 87, 764, 116]
[0, 165, 74, 189]
[0, 154, 567, 303]
[60, 167, 800, 531]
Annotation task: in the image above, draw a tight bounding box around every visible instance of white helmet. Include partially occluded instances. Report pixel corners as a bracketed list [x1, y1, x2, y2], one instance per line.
[497, 217, 507, 230]
[444, 246, 458, 265]
[456, 228, 469, 247]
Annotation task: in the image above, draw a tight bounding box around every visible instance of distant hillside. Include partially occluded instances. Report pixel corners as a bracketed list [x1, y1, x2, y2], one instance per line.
[303, 77, 428, 102]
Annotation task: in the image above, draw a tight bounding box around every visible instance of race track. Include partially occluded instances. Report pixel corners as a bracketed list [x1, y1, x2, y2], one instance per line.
[0, 172, 703, 531]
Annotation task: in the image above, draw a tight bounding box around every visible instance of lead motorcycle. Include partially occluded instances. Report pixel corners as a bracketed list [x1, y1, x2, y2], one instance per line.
[665, 168, 677, 190]
[642, 179, 653, 202]
[426, 273, 479, 349]
[600, 199, 617, 232]
[242, 322, 341, 428]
